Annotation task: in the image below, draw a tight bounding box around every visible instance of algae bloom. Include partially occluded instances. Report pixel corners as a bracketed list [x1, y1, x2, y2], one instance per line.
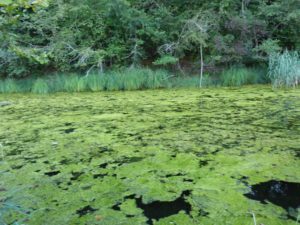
[0, 86, 299, 225]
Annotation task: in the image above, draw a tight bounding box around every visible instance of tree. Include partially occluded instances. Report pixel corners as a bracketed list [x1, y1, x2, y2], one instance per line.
[180, 12, 215, 87]
[0, 0, 299, 77]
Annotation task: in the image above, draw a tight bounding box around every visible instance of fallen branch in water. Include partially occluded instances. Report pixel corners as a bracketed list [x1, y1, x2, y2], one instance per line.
[249, 211, 257, 225]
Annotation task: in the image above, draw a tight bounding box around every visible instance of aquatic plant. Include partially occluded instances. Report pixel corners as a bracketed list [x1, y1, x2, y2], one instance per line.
[268, 51, 300, 88]
[0, 80, 4, 93]
[85, 74, 106, 92]
[0, 87, 299, 224]
[221, 67, 261, 87]
[171, 75, 214, 88]
[0, 79, 19, 93]
[144, 69, 170, 89]
[0, 67, 272, 94]
[63, 75, 88, 92]
[18, 78, 35, 93]
[106, 72, 124, 91]
[32, 79, 49, 94]
[0, 168, 32, 225]
[122, 69, 146, 91]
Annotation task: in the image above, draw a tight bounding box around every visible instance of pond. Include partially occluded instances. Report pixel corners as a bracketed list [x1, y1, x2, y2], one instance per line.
[0, 86, 299, 225]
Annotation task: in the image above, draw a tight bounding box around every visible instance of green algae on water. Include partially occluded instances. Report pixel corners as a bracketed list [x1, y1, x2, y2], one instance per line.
[0, 86, 299, 225]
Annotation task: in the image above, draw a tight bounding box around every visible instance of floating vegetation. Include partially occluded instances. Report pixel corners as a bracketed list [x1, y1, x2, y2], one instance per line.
[0, 86, 299, 225]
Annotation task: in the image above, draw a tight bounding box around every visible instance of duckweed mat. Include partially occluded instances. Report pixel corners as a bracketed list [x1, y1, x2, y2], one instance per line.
[0, 86, 299, 225]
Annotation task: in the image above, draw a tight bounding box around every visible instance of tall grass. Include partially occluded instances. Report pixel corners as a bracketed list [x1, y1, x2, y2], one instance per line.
[106, 72, 124, 91]
[220, 67, 265, 87]
[170, 75, 214, 88]
[145, 69, 170, 89]
[85, 74, 106, 91]
[63, 75, 87, 92]
[122, 69, 147, 90]
[0, 68, 174, 93]
[0, 67, 269, 94]
[32, 79, 49, 94]
[0, 80, 4, 93]
[0, 79, 19, 93]
[268, 51, 300, 88]
[47, 74, 66, 92]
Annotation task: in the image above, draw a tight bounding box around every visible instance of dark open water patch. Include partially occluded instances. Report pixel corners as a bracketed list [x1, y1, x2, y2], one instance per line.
[136, 190, 191, 225]
[64, 128, 76, 134]
[93, 172, 108, 179]
[70, 171, 84, 181]
[111, 191, 192, 224]
[244, 180, 300, 212]
[99, 162, 108, 169]
[76, 205, 97, 217]
[44, 170, 60, 177]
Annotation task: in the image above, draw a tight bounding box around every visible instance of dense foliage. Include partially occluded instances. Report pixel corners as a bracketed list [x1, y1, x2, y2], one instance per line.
[0, 0, 299, 78]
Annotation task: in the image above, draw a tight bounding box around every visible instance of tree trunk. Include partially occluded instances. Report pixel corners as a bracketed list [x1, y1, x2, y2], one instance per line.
[98, 61, 104, 75]
[199, 44, 204, 88]
[241, 0, 245, 17]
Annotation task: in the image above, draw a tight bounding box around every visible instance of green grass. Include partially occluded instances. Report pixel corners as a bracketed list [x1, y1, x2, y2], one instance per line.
[122, 68, 147, 90]
[1, 79, 20, 93]
[32, 79, 49, 94]
[145, 69, 170, 89]
[106, 72, 124, 91]
[171, 74, 215, 88]
[63, 75, 88, 92]
[220, 67, 266, 87]
[0, 67, 271, 94]
[85, 74, 106, 92]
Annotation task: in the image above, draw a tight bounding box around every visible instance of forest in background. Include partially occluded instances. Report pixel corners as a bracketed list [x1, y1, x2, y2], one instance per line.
[0, 0, 299, 78]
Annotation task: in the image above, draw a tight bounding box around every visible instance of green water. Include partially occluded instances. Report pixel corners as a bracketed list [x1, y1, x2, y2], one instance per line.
[0, 86, 299, 225]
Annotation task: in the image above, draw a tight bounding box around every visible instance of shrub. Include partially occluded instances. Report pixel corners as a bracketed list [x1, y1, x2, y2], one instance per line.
[268, 51, 300, 88]
[153, 55, 179, 66]
[32, 79, 49, 94]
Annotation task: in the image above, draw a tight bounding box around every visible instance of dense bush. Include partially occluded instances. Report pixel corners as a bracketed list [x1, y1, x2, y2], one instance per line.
[0, 0, 299, 78]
